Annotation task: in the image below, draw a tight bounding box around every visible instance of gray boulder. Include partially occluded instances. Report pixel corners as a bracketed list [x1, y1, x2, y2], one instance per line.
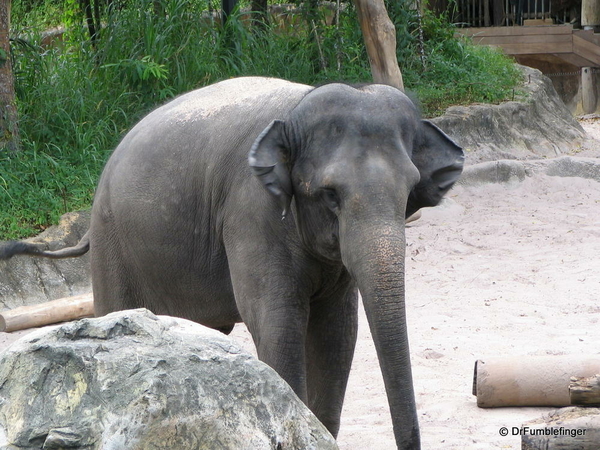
[0, 309, 338, 450]
[460, 156, 600, 186]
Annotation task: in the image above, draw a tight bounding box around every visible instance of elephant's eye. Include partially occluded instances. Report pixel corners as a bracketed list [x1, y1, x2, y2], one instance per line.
[321, 188, 340, 213]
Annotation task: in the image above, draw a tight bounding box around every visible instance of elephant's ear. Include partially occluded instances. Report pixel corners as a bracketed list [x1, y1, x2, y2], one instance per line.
[248, 120, 293, 219]
[407, 120, 464, 217]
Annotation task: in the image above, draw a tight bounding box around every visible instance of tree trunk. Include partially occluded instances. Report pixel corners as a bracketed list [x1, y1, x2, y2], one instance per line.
[353, 0, 404, 91]
[251, 0, 268, 30]
[0, 0, 19, 152]
[81, 0, 98, 47]
[222, 0, 237, 24]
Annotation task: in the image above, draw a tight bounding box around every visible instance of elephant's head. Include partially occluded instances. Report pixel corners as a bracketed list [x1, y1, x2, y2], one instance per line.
[248, 83, 463, 448]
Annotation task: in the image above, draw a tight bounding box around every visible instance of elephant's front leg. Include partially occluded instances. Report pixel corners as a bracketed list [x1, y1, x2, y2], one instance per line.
[306, 280, 358, 437]
[225, 242, 313, 400]
[235, 284, 311, 399]
[246, 294, 311, 401]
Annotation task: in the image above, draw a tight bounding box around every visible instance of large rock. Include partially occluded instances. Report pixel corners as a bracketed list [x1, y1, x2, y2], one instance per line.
[432, 65, 586, 164]
[0, 309, 338, 450]
[0, 211, 92, 310]
[459, 156, 600, 186]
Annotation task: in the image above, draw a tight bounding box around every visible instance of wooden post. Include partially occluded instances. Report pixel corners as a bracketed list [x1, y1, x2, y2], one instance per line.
[581, 0, 599, 114]
[582, 0, 600, 32]
[570, 374, 600, 406]
[0, 293, 94, 333]
[353, 0, 404, 90]
[582, 67, 597, 114]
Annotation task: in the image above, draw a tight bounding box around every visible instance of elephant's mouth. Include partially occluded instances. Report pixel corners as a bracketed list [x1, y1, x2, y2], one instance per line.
[316, 232, 341, 262]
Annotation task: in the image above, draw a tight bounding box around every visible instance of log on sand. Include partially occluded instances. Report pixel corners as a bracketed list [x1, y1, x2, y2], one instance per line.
[473, 356, 600, 407]
[0, 293, 94, 332]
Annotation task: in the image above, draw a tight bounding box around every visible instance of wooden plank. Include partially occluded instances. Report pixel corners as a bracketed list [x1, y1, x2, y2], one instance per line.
[555, 52, 599, 67]
[573, 29, 600, 45]
[460, 25, 573, 38]
[574, 34, 600, 66]
[489, 42, 573, 55]
[523, 19, 554, 26]
[461, 24, 600, 66]
[472, 34, 571, 46]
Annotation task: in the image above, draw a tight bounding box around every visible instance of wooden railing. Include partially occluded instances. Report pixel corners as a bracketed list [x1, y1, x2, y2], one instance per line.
[449, 0, 577, 28]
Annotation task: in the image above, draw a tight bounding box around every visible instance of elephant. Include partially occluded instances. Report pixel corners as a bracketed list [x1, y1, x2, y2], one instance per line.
[0, 77, 464, 449]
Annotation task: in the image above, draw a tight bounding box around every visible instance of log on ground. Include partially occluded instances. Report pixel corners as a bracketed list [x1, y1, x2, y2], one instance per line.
[473, 356, 600, 407]
[0, 293, 94, 332]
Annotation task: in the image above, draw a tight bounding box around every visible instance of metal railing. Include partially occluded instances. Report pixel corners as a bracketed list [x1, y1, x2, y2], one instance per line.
[451, 0, 577, 27]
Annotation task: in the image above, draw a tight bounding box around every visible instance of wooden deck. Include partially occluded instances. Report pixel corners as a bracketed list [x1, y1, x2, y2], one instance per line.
[460, 25, 600, 67]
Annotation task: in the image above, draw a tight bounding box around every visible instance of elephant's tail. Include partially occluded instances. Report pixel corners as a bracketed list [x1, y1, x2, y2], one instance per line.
[0, 231, 90, 260]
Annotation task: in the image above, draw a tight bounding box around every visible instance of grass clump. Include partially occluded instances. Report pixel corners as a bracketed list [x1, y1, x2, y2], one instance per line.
[2, 0, 520, 240]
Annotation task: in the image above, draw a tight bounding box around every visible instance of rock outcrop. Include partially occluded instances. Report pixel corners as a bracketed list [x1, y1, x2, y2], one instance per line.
[432, 65, 586, 164]
[0, 309, 338, 450]
[459, 155, 600, 186]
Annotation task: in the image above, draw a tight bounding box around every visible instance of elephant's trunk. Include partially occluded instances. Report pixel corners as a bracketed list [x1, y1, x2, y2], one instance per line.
[340, 217, 420, 449]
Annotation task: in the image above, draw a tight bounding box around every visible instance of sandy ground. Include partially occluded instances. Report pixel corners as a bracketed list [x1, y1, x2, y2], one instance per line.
[2, 118, 600, 449]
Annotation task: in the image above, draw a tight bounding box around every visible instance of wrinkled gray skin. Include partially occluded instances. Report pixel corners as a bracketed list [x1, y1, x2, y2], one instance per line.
[1, 77, 463, 449]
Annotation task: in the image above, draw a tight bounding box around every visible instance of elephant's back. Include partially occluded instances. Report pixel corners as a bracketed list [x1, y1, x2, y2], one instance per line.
[101, 77, 311, 188]
[156, 77, 311, 127]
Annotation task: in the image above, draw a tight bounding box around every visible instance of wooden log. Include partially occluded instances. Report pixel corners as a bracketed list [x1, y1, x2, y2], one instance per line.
[473, 356, 600, 407]
[570, 374, 600, 406]
[581, 67, 597, 115]
[0, 293, 94, 333]
[582, 0, 600, 30]
[521, 407, 600, 450]
[353, 0, 404, 90]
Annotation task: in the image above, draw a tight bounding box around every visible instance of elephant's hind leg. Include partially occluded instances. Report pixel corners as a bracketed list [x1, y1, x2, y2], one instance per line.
[306, 284, 359, 437]
[90, 226, 144, 317]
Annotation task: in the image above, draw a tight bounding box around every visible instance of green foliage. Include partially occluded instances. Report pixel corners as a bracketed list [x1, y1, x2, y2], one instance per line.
[12, 0, 65, 29]
[3, 0, 520, 239]
[400, 7, 521, 115]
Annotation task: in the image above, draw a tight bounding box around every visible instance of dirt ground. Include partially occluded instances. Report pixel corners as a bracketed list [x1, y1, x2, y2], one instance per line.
[2, 118, 600, 449]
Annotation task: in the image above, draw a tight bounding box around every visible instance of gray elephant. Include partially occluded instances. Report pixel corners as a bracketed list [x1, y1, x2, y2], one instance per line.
[1, 77, 463, 449]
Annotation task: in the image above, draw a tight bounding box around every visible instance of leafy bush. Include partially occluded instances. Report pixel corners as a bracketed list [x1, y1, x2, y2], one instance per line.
[2, 0, 520, 239]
